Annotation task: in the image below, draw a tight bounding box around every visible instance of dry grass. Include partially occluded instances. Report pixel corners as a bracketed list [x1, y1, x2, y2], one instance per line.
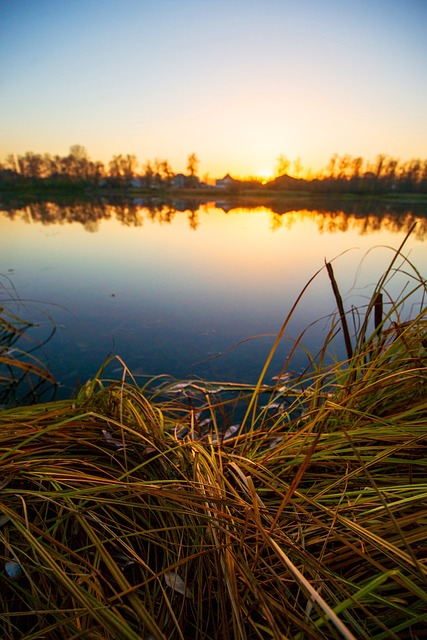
[0, 278, 56, 407]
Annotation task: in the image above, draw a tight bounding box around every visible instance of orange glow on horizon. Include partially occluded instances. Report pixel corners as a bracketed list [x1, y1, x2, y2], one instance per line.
[255, 169, 275, 184]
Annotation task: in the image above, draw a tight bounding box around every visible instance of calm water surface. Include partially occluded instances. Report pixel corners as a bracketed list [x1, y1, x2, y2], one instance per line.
[1, 200, 426, 400]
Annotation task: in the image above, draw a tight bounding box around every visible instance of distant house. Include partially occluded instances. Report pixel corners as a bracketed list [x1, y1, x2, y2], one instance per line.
[173, 173, 200, 189]
[215, 173, 235, 189]
[173, 173, 186, 188]
[268, 174, 302, 190]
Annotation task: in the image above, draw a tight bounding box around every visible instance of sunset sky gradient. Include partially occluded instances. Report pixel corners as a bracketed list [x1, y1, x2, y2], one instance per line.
[1, 0, 426, 179]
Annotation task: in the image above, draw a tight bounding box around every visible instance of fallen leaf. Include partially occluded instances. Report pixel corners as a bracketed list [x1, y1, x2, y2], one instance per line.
[164, 571, 192, 598]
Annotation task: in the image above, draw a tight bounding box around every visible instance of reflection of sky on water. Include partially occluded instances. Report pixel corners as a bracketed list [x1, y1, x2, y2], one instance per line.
[1, 205, 426, 398]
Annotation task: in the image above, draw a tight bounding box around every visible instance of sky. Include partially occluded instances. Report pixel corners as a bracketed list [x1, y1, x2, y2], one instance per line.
[1, 0, 427, 179]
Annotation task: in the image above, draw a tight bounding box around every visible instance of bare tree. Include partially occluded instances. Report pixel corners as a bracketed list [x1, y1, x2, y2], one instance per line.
[338, 154, 352, 179]
[187, 153, 199, 177]
[374, 154, 386, 178]
[275, 154, 290, 177]
[326, 153, 338, 179]
[351, 156, 364, 178]
[17, 152, 47, 178]
[292, 157, 303, 178]
[143, 161, 154, 188]
[4, 154, 18, 173]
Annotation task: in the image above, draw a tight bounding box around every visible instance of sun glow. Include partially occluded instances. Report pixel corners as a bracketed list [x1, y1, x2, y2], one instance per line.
[255, 169, 274, 184]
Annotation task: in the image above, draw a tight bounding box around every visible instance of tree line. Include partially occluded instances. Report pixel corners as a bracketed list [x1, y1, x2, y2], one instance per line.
[0, 146, 201, 189]
[1, 145, 427, 194]
[272, 153, 427, 194]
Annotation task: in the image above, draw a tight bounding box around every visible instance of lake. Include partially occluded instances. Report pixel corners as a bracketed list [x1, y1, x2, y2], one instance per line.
[1, 197, 426, 402]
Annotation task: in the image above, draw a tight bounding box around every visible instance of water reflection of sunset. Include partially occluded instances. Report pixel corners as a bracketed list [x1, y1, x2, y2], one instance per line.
[2, 204, 425, 295]
[1, 200, 427, 241]
[1, 201, 426, 396]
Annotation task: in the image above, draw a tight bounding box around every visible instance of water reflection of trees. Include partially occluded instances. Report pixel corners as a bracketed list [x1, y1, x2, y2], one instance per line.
[1, 199, 202, 231]
[269, 208, 427, 240]
[1, 199, 426, 239]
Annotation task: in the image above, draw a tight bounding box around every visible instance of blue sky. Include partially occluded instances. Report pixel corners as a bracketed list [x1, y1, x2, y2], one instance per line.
[1, 0, 426, 178]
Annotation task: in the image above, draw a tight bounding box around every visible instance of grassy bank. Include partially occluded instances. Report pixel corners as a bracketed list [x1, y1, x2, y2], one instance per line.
[1, 236, 426, 639]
